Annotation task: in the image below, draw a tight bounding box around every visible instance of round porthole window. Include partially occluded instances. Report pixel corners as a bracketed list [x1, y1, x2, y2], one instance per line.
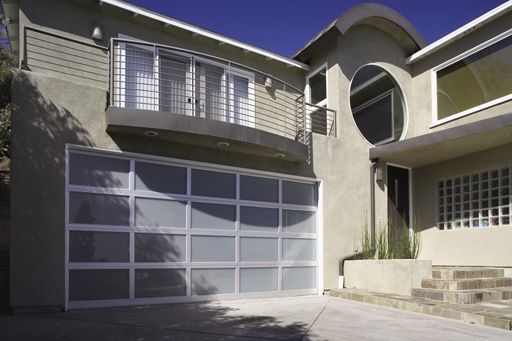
[350, 65, 406, 146]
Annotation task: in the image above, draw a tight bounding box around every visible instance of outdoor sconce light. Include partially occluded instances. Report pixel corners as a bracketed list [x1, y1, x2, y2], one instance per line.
[91, 23, 104, 41]
[264, 76, 273, 88]
[375, 165, 384, 182]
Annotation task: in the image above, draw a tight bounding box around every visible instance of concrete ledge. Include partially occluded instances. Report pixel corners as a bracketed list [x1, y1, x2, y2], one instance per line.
[107, 107, 308, 161]
[344, 259, 432, 296]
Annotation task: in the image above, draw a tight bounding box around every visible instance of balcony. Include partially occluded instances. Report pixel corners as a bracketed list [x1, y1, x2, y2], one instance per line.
[106, 38, 336, 161]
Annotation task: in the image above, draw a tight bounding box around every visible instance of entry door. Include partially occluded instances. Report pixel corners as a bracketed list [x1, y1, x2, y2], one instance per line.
[387, 165, 410, 228]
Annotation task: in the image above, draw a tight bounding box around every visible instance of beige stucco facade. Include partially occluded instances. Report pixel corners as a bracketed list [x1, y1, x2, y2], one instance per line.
[4, 0, 512, 311]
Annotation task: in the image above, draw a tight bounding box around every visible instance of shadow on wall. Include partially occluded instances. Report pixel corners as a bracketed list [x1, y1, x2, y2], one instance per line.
[10, 70, 97, 306]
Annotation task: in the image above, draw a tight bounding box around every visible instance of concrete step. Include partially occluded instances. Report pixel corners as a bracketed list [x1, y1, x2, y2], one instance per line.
[412, 287, 512, 304]
[432, 267, 507, 280]
[422, 277, 512, 290]
[329, 288, 512, 331]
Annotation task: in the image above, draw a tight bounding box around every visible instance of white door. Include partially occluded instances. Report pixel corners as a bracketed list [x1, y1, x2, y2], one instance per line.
[66, 148, 319, 309]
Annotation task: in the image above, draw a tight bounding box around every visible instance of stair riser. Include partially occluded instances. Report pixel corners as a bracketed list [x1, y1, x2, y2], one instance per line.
[432, 269, 505, 280]
[422, 278, 512, 290]
[412, 289, 512, 304]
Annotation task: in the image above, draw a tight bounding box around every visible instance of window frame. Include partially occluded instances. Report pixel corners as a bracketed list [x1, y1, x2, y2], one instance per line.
[431, 28, 512, 128]
[305, 63, 328, 108]
[115, 35, 255, 128]
[352, 89, 396, 146]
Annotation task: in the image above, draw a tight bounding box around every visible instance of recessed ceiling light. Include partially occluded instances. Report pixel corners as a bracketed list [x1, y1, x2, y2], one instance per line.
[217, 141, 230, 147]
[274, 153, 285, 158]
[144, 130, 158, 137]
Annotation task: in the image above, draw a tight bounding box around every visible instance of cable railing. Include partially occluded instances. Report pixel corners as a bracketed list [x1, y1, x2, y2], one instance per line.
[109, 38, 336, 143]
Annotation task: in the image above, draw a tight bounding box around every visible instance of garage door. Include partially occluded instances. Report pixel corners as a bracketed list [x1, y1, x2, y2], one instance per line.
[65, 148, 320, 309]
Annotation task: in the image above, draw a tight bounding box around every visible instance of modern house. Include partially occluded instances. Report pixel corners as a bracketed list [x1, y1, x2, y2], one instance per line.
[1, 0, 511, 312]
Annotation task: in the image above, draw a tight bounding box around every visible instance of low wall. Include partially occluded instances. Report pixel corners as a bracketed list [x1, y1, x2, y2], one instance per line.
[344, 259, 432, 295]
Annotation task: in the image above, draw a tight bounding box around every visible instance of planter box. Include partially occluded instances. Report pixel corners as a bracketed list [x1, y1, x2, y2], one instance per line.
[344, 259, 432, 296]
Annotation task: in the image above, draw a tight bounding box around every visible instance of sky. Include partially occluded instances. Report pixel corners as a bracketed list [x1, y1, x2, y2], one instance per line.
[125, 0, 507, 57]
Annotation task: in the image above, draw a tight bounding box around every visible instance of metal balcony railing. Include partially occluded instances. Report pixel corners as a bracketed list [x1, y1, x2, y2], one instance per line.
[109, 38, 336, 143]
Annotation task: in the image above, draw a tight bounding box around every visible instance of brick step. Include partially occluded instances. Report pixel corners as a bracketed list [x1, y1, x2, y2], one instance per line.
[432, 267, 507, 280]
[329, 288, 512, 330]
[411, 287, 512, 304]
[422, 277, 512, 290]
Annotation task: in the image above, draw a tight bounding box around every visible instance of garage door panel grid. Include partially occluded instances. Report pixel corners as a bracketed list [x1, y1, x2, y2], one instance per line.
[66, 150, 319, 309]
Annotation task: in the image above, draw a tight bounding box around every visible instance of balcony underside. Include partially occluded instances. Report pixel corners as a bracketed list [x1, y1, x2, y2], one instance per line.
[106, 107, 308, 162]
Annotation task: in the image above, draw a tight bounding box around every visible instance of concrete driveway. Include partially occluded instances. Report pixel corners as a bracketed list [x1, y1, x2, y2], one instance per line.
[0, 295, 510, 340]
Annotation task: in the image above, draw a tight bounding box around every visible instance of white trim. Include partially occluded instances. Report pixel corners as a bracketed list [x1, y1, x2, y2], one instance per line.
[406, 1, 512, 64]
[316, 180, 324, 295]
[348, 63, 409, 146]
[430, 28, 512, 127]
[65, 145, 321, 309]
[100, 0, 309, 70]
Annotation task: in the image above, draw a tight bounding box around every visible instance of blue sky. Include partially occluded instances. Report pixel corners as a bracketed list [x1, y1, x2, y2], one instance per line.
[126, 0, 506, 56]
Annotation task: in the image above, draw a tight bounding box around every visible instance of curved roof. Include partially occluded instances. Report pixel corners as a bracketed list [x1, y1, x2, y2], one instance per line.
[293, 3, 426, 63]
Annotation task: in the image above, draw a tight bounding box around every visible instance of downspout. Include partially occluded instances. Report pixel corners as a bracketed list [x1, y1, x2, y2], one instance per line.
[339, 159, 379, 278]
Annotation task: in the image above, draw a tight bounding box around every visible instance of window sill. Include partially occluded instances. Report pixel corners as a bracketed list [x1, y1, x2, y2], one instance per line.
[430, 94, 512, 129]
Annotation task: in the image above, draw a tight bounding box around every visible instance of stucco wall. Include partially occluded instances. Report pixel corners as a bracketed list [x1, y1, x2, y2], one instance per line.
[302, 25, 415, 290]
[414, 144, 512, 266]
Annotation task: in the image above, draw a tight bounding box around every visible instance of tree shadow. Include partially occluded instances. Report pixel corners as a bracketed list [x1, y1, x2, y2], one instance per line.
[7, 298, 322, 340]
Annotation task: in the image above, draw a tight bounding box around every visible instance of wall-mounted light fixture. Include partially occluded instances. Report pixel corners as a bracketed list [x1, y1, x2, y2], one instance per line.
[264, 76, 273, 89]
[375, 165, 384, 182]
[91, 23, 104, 41]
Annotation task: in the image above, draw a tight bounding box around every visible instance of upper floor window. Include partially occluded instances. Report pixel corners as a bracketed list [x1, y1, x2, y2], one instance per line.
[114, 42, 255, 128]
[435, 32, 512, 124]
[305, 65, 331, 135]
[350, 65, 406, 146]
[307, 65, 327, 107]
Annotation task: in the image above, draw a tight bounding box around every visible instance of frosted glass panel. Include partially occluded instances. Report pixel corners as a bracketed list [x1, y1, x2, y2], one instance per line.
[135, 162, 187, 194]
[69, 269, 129, 301]
[282, 267, 316, 290]
[240, 175, 278, 202]
[191, 268, 235, 295]
[191, 169, 235, 198]
[282, 181, 317, 206]
[69, 231, 129, 262]
[69, 193, 129, 226]
[282, 210, 316, 233]
[69, 153, 129, 188]
[191, 236, 235, 262]
[135, 269, 186, 298]
[283, 239, 316, 261]
[135, 234, 186, 262]
[240, 268, 278, 293]
[240, 237, 278, 262]
[240, 206, 278, 231]
[135, 198, 186, 228]
[191, 202, 235, 230]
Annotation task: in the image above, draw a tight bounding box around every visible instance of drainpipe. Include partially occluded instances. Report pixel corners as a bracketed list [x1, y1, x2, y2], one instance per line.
[339, 159, 379, 279]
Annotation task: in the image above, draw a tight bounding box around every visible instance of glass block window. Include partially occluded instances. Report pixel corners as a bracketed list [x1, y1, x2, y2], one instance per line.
[437, 167, 511, 229]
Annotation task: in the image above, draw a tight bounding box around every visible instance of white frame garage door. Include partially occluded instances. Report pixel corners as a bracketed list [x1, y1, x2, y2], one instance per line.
[65, 145, 322, 310]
